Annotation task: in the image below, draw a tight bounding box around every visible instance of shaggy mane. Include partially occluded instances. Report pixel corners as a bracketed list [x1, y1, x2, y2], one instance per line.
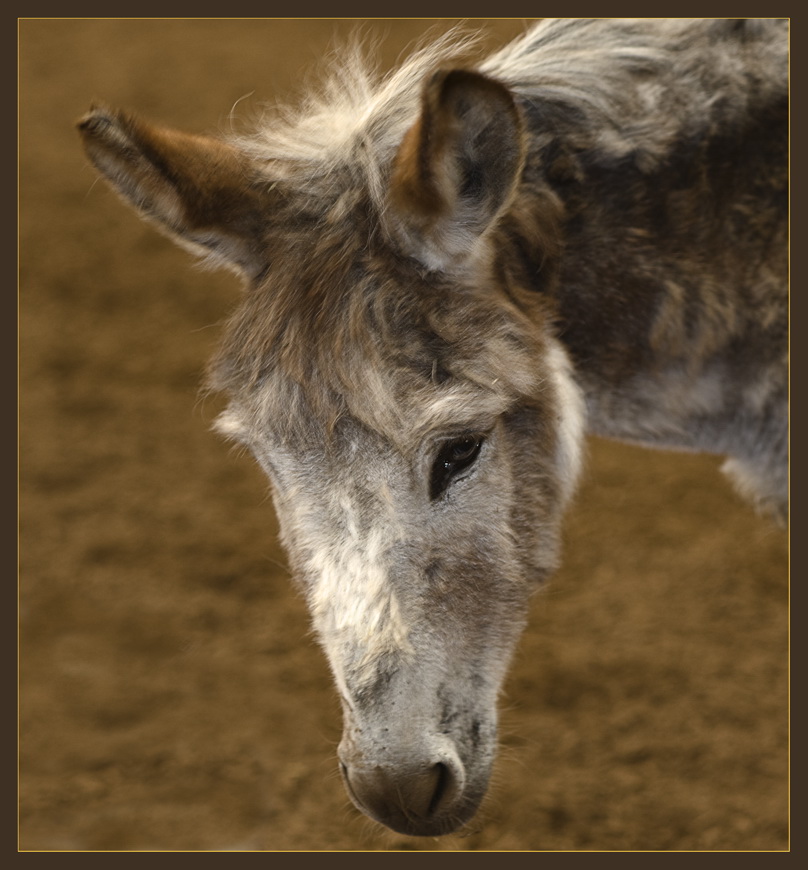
[225, 18, 785, 215]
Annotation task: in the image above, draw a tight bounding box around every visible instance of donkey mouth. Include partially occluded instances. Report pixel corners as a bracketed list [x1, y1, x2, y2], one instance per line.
[339, 757, 483, 836]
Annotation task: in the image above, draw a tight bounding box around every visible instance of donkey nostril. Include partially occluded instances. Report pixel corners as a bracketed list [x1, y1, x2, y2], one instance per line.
[397, 761, 458, 821]
[401, 762, 447, 819]
[427, 762, 451, 817]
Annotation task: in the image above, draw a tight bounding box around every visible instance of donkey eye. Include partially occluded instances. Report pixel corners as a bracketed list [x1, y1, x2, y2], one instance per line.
[430, 435, 484, 501]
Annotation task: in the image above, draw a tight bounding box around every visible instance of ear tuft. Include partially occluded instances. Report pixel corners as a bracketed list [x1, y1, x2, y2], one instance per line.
[388, 69, 525, 271]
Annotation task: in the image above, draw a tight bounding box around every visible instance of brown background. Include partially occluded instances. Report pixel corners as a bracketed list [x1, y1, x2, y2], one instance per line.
[19, 19, 788, 851]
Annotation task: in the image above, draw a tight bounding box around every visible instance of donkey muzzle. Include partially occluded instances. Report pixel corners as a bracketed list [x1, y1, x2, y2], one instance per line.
[338, 736, 485, 836]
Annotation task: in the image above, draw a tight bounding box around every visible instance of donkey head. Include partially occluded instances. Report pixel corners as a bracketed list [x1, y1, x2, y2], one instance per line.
[79, 68, 583, 836]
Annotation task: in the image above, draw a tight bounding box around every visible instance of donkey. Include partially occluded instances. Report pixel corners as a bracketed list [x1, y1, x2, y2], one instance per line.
[78, 19, 787, 837]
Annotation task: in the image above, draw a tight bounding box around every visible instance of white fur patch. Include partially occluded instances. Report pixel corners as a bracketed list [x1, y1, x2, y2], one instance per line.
[304, 502, 413, 695]
[213, 407, 248, 441]
[546, 339, 586, 504]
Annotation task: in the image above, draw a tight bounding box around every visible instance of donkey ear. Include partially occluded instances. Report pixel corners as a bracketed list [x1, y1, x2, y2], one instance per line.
[388, 69, 525, 271]
[78, 106, 266, 277]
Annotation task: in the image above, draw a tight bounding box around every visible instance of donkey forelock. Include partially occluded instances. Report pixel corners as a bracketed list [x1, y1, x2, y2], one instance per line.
[207, 199, 557, 453]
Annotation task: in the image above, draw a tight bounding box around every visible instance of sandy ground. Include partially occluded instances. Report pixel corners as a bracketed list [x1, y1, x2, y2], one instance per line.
[19, 19, 788, 851]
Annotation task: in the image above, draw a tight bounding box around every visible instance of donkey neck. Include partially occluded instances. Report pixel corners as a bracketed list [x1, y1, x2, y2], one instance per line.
[521, 92, 787, 456]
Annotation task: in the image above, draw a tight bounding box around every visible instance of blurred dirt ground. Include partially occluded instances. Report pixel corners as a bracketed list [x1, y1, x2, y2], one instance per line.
[19, 19, 788, 851]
